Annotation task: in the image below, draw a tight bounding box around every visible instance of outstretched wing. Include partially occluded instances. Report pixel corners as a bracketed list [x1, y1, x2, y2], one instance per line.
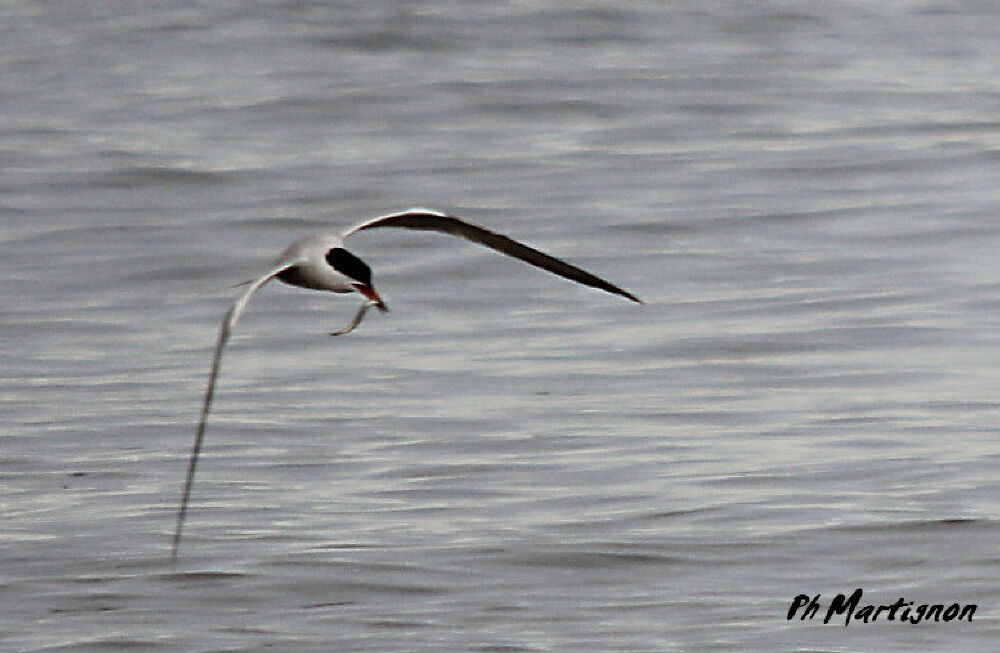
[343, 209, 643, 304]
[172, 260, 298, 561]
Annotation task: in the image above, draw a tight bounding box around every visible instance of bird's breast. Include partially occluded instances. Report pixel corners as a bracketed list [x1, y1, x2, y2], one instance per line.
[277, 264, 353, 293]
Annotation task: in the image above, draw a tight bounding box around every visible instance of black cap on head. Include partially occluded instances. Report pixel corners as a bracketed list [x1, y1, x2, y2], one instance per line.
[325, 247, 372, 285]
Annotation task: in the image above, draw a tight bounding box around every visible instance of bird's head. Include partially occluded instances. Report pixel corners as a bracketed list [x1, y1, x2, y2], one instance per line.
[326, 247, 388, 312]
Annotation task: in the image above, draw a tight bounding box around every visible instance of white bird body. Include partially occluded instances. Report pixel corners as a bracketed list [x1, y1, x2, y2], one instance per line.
[273, 234, 353, 293]
[171, 208, 641, 560]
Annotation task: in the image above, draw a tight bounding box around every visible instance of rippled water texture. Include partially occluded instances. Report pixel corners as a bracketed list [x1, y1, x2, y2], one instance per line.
[2, 2, 999, 651]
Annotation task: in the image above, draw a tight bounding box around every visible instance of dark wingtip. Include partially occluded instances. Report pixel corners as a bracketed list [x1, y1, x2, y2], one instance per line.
[611, 287, 643, 304]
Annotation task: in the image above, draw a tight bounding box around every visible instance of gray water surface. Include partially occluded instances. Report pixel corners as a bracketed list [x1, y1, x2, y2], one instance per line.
[2, 2, 999, 651]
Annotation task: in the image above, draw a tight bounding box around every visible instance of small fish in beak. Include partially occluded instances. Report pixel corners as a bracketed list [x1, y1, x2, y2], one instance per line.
[351, 283, 388, 313]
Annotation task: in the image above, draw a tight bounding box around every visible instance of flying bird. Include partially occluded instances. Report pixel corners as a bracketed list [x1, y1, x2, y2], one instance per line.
[172, 208, 642, 560]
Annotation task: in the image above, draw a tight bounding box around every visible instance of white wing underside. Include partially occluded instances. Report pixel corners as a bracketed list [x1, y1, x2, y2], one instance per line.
[171, 260, 299, 560]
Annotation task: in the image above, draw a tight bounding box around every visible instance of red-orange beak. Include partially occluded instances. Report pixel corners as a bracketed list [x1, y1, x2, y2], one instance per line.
[352, 283, 388, 312]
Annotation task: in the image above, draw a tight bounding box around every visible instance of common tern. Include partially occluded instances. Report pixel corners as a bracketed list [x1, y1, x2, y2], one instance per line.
[171, 208, 642, 559]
